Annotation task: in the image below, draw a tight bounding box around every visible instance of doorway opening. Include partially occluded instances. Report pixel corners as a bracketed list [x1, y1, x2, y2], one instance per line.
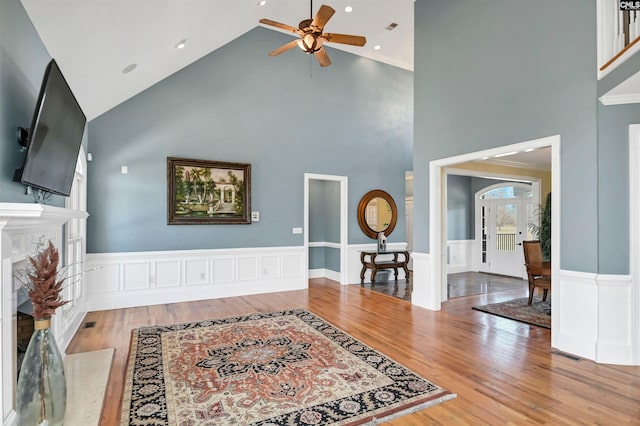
[476, 182, 539, 278]
[303, 173, 348, 285]
[416, 134, 560, 345]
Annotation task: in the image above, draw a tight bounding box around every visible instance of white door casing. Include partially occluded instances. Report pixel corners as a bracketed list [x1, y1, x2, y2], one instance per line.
[303, 173, 348, 285]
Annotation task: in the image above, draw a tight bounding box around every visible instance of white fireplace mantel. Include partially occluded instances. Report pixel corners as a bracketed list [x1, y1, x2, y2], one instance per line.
[0, 202, 88, 231]
[0, 202, 88, 426]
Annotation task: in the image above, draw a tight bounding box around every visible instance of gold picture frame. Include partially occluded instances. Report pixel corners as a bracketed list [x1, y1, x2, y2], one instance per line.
[167, 157, 251, 225]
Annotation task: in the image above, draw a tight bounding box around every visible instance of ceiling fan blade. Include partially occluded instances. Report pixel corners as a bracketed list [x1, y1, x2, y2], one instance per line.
[316, 47, 332, 67]
[259, 18, 300, 34]
[323, 33, 366, 46]
[268, 40, 300, 57]
[311, 5, 335, 31]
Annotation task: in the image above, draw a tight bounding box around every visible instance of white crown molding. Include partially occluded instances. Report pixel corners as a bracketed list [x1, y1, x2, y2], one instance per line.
[599, 93, 640, 106]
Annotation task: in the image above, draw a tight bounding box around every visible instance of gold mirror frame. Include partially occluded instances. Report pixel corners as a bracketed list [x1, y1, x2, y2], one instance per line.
[357, 189, 398, 239]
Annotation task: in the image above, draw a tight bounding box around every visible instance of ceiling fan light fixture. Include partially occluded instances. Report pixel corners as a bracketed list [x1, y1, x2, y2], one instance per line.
[297, 33, 321, 53]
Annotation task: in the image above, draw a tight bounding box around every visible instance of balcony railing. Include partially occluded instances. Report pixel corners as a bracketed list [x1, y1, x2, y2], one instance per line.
[598, 0, 640, 75]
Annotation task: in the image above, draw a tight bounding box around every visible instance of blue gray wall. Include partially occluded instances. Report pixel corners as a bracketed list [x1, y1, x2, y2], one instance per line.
[87, 27, 413, 253]
[447, 175, 472, 241]
[0, 0, 65, 206]
[596, 102, 640, 274]
[447, 175, 513, 241]
[415, 0, 600, 273]
[309, 179, 340, 272]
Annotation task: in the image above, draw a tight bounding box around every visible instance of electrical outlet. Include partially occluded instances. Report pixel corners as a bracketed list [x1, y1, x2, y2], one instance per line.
[292, 227, 303, 234]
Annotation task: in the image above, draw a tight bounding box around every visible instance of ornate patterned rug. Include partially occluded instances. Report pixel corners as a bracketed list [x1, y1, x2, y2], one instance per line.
[472, 296, 551, 329]
[121, 309, 455, 425]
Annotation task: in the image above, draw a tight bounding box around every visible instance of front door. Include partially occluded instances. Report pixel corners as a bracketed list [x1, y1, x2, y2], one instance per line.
[477, 183, 538, 278]
[489, 199, 523, 277]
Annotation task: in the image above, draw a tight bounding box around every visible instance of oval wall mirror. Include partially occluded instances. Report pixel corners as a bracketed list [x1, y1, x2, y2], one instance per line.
[357, 189, 398, 239]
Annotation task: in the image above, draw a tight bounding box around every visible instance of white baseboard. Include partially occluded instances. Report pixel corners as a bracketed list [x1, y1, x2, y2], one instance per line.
[86, 246, 306, 311]
[309, 268, 341, 281]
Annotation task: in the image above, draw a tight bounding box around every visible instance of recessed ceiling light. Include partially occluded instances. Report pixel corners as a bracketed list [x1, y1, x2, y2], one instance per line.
[122, 63, 137, 74]
[374, 45, 381, 50]
[345, 6, 353, 12]
[175, 39, 187, 49]
[494, 151, 519, 158]
[482, 156, 490, 160]
[524, 148, 536, 152]
[258, 0, 267, 5]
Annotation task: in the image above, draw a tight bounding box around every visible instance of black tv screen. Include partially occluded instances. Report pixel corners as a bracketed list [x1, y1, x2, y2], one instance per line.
[18, 59, 86, 197]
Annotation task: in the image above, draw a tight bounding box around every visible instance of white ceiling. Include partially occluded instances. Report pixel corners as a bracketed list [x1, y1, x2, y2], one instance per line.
[20, 0, 415, 121]
[476, 146, 552, 172]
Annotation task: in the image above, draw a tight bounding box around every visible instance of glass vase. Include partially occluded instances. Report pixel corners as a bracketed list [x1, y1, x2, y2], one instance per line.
[16, 318, 66, 426]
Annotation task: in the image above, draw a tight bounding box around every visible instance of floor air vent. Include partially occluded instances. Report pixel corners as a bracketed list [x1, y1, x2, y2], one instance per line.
[83, 321, 96, 329]
[551, 350, 582, 361]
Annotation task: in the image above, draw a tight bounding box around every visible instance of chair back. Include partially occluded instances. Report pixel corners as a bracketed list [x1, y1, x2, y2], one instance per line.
[523, 240, 543, 265]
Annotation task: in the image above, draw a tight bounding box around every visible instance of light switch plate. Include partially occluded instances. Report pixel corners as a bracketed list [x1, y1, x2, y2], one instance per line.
[251, 211, 259, 221]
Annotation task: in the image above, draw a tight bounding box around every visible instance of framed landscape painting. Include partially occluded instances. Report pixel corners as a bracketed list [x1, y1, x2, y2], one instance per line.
[167, 157, 251, 225]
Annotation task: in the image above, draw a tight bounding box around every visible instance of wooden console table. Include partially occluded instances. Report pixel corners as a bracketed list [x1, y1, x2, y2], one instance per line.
[360, 250, 410, 284]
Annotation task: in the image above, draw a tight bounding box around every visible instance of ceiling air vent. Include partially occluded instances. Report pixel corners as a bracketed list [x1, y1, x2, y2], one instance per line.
[386, 23, 398, 31]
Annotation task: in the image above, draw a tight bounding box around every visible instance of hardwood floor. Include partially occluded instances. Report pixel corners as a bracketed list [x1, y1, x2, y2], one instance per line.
[66, 279, 640, 425]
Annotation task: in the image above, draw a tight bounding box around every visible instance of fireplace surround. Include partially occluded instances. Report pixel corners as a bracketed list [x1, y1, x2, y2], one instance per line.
[0, 203, 88, 425]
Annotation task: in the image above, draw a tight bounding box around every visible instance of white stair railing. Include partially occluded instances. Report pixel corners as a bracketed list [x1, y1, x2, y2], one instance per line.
[598, 0, 640, 76]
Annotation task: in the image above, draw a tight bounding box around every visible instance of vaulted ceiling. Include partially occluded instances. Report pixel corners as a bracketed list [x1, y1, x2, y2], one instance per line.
[20, 0, 415, 121]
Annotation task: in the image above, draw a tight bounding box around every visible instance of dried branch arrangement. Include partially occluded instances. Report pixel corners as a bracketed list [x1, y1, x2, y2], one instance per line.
[23, 240, 68, 319]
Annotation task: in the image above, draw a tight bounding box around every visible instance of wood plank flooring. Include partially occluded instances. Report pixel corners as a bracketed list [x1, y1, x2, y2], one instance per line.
[66, 279, 640, 425]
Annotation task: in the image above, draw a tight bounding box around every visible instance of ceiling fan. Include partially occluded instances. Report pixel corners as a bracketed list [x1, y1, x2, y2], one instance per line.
[259, 2, 366, 67]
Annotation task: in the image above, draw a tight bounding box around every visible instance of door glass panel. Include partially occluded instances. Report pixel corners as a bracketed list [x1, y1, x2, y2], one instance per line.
[481, 206, 487, 263]
[480, 185, 532, 199]
[496, 204, 516, 252]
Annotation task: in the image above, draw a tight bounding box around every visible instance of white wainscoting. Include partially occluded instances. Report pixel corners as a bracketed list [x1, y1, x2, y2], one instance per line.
[556, 269, 634, 365]
[409, 251, 441, 311]
[410, 250, 636, 365]
[446, 240, 474, 274]
[85, 246, 306, 311]
[594, 274, 635, 364]
[347, 243, 408, 285]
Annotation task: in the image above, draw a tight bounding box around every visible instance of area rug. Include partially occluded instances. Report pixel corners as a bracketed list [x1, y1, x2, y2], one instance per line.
[121, 309, 455, 425]
[472, 296, 551, 328]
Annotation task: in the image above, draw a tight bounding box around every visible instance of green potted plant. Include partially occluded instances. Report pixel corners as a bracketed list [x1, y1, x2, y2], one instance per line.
[528, 192, 551, 261]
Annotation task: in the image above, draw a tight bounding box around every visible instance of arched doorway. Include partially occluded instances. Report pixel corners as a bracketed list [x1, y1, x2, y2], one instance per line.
[476, 182, 539, 278]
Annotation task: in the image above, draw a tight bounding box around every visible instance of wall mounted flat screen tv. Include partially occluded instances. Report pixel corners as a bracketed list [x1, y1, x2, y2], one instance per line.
[16, 59, 86, 197]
